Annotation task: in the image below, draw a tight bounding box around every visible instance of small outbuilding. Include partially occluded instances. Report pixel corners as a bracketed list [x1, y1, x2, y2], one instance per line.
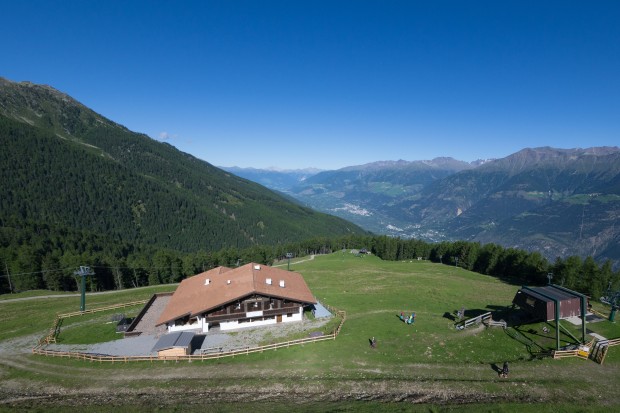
[512, 285, 582, 321]
[512, 284, 588, 350]
[152, 331, 195, 359]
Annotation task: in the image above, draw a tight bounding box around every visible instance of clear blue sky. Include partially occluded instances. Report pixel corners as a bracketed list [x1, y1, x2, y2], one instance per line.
[3, 1, 619, 170]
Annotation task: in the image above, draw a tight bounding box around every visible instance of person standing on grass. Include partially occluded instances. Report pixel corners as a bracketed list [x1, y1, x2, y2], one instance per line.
[501, 361, 509, 378]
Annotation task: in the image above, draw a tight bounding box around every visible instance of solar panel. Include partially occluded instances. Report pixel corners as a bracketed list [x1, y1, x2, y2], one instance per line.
[151, 331, 196, 352]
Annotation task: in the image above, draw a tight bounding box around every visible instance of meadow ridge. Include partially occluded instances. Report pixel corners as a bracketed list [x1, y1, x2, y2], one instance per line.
[0, 252, 618, 412]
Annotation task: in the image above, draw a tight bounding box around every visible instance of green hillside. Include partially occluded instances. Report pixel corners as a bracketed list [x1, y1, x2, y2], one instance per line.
[1, 253, 618, 411]
[0, 78, 366, 255]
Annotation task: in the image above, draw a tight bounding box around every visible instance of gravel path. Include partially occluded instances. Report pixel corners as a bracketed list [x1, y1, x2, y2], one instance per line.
[43, 316, 332, 356]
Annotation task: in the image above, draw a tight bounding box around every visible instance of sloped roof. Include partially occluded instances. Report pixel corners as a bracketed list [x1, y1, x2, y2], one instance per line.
[156, 263, 316, 326]
[151, 331, 195, 352]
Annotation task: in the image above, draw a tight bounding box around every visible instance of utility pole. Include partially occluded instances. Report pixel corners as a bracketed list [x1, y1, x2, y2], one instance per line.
[74, 266, 94, 312]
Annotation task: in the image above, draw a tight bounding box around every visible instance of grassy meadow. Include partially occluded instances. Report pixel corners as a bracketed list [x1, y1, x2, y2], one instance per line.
[0, 252, 619, 412]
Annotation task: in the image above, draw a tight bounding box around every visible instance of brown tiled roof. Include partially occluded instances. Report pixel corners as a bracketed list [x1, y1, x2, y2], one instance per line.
[156, 263, 316, 326]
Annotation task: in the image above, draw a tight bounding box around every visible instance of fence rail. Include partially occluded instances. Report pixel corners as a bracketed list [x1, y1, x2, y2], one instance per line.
[456, 311, 491, 329]
[58, 300, 149, 319]
[589, 308, 609, 319]
[38, 300, 149, 345]
[32, 333, 338, 362]
[590, 337, 620, 365]
[33, 300, 346, 363]
[607, 338, 620, 347]
[552, 349, 581, 359]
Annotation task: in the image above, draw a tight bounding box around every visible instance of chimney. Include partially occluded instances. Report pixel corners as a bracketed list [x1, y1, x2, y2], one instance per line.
[279, 280, 285, 288]
[204, 278, 210, 285]
[227, 280, 231, 285]
[266, 278, 272, 285]
[254, 264, 261, 270]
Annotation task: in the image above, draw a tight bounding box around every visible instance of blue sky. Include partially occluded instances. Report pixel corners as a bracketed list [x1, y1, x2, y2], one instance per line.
[3, 1, 619, 170]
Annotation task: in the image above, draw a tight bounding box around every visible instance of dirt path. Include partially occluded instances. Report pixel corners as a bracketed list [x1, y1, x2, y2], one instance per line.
[0, 284, 178, 304]
[1, 352, 618, 409]
[272, 254, 316, 268]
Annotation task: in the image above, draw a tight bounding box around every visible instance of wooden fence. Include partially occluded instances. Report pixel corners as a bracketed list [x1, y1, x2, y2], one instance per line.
[590, 337, 620, 365]
[551, 337, 620, 363]
[57, 300, 149, 319]
[456, 311, 492, 329]
[32, 332, 340, 363]
[589, 308, 609, 320]
[37, 300, 149, 345]
[552, 349, 584, 359]
[33, 300, 346, 363]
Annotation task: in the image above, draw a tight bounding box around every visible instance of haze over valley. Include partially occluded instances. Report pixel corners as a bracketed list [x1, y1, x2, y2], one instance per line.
[223, 147, 620, 266]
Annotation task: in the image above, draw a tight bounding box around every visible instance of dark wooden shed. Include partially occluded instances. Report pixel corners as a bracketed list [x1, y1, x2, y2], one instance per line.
[512, 284, 588, 350]
[513, 286, 582, 321]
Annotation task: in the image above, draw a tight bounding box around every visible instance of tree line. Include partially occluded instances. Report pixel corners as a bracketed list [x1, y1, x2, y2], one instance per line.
[370, 236, 619, 302]
[1, 232, 618, 302]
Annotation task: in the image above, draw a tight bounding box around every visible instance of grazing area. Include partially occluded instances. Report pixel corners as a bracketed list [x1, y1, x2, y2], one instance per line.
[0, 253, 619, 412]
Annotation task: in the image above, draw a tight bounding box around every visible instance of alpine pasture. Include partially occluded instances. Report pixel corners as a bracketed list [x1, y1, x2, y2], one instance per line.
[1, 252, 619, 412]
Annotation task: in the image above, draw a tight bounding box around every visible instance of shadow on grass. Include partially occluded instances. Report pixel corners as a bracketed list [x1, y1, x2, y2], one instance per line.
[490, 363, 503, 375]
[443, 312, 456, 321]
[503, 323, 575, 360]
[463, 308, 489, 318]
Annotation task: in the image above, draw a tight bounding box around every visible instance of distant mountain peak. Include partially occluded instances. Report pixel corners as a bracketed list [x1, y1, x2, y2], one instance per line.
[1, 76, 75, 104]
[341, 157, 473, 172]
[481, 146, 620, 174]
[0, 76, 126, 138]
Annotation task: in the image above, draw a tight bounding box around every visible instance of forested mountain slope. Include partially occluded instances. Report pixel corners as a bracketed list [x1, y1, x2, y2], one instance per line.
[0, 78, 366, 255]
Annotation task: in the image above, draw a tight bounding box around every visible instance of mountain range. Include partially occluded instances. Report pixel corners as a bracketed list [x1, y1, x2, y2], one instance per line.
[223, 148, 620, 266]
[0, 77, 366, 256]
[2, 76, 618, 268]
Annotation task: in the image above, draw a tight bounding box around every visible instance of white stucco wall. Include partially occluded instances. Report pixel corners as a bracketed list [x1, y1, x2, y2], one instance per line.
[282, 306, 303, 323]
[168, 307, 305, 333]
[167, 316, 207, 333]
[220, 316, 277, 331]
[219, 307, 303, 331]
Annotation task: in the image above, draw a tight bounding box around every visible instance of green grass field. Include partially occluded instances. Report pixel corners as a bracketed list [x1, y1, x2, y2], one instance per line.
[0, 253, 619, 412]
